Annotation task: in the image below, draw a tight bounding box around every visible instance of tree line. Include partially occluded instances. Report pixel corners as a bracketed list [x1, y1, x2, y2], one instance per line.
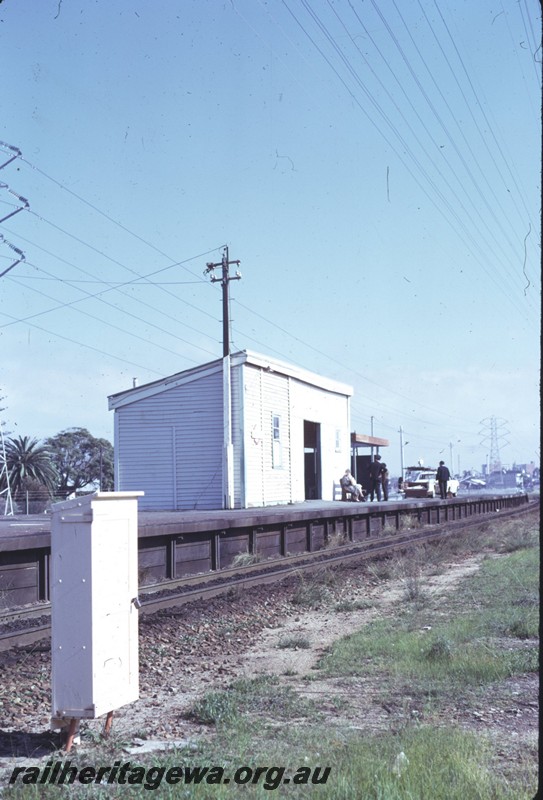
[1, 427, 114, 513]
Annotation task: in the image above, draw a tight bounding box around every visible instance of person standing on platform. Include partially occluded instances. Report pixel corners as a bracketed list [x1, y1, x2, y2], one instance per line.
[436, 460, 451, 500]
[380, 462, 389, 501]
[369, 454, 383, 501]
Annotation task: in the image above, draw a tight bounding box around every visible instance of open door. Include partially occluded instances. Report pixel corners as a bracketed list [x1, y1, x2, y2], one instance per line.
[304, 420, 321, 499]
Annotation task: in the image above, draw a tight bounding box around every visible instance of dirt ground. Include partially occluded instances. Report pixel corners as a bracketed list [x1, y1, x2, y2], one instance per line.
[0, 549, 538, 786]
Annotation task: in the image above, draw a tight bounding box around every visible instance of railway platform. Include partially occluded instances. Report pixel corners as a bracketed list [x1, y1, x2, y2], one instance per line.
[0, 492, 533, 609]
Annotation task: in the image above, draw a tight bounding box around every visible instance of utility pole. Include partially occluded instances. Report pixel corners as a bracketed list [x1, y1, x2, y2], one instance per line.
[204, 247, 242, 510]
[399, 426, 404, 479]
[204, 246, 241, 357]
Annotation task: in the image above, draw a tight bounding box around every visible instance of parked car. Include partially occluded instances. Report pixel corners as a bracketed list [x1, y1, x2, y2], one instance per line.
[402, 467, 459, 498]
[459, 477, 486, 490]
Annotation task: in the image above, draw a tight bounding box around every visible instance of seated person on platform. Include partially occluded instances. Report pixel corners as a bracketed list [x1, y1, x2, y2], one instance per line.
[340, 469, 364, 501]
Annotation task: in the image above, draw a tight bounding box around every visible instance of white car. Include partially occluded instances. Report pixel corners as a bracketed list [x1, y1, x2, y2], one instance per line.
[403, 468, 459, 499]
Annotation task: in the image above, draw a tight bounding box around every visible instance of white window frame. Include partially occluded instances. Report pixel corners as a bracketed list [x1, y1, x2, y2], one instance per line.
[272, 412, 283, 469]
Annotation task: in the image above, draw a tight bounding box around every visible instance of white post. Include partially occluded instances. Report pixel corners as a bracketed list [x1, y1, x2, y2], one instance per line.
[399, 426, 404, 478]
[223, 355, 234, 509]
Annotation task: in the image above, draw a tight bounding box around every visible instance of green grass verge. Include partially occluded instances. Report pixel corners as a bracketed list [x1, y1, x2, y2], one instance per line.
[319, 545, 539, 689]
[4, 724, 535, 799]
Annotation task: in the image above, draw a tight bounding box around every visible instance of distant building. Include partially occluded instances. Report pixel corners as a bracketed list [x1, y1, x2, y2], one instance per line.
[512, 462, 536, 476]
[108, 350, 353, 511]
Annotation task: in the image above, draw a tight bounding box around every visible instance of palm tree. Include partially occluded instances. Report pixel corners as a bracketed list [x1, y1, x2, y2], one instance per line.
[4, 436, 58, 495]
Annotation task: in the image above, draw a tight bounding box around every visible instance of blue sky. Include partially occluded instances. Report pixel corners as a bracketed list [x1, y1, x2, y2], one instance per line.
[1, 0, 540, 476]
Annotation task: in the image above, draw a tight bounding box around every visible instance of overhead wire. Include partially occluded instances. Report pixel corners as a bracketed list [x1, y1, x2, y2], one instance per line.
[2, 221, 227, 341]
[332, 0, 537, 308]
[281, 0, 534, 319]
[27, 209, 223, 321]
[19, 156, 216, 281]
[386, 0, 537, 300]
[518, 0, 542, 87]
[1, 227, 223, 345]
[232, 297, 487, 432]
[314, 0, 537, 312]
[432, 0, 539, 234]
[497, 4, 541, 137]
[0, 309, 166, 377]
[5, 268, 219, 360]
[418, 0, 539, 261]
[11, 275, 205, 285]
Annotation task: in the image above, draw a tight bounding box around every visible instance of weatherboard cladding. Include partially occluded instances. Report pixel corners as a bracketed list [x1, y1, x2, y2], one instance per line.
[240, 365, 292, 507]
[231, 363, 243, 509]
[241, 365, 265, 507]
[115, 370, 223, 511]
[261, 369, 291, 505]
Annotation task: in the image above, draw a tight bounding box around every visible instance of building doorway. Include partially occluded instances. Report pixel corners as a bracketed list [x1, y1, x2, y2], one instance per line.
[304, 420, 321, 499]
[353, 454, 372, 496]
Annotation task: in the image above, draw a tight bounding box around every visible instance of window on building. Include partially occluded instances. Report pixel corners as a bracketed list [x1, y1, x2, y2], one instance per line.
[272, 413, 282, 468]
[335, 428, 342, 453]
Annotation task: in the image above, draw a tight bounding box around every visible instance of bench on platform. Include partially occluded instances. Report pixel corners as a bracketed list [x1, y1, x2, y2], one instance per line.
[334, 481, 366, 502]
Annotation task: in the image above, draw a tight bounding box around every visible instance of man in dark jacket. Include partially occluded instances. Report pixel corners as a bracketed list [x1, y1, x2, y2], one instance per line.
[380, 462, 389, 501]
[436, 461, 451, 500]
[369, 454, 383, 501]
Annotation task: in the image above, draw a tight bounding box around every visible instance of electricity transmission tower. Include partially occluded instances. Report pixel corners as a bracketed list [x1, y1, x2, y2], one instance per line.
[0, 427, 14, 516]
[479, 416, 509, 475]
[0, 141, 27, 277]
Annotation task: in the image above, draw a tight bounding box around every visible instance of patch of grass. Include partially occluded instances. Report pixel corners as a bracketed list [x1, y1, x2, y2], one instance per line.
[277, 634, 311, 650]
[290, 568, 338, 608]
[424, 636, 453, 662]
[504, 617, 535, 639]
[399, 512, 421, 530]
[402, 573, 429, 603]
[367, 557, 393, 581]
[186, 675, 317, 726]
[391, 546, 430, 604]
[231, 550, 262, 567]
[324, 531, 347, 549]
[497, 518, 539, 552]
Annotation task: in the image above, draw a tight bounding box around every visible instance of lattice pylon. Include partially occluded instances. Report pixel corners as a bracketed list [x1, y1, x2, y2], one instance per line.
[0, 427, 14, 516]
[479, 416, 510, 474]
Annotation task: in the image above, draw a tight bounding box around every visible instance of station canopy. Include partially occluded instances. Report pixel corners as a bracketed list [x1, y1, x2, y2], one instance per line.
[351, 433, 390, 450]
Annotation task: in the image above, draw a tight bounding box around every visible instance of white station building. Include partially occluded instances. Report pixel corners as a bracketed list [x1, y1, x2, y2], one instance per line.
[108, 350, 354, 511]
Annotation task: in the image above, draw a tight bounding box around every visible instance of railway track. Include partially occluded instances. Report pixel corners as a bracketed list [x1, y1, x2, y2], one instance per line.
[0, 499, 538, 653]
